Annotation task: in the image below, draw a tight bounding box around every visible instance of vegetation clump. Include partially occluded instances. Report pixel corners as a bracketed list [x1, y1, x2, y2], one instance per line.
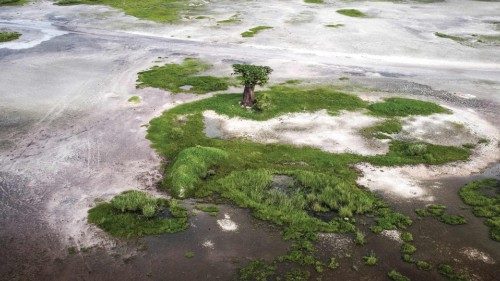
[0, 0, 25, 5]
[137, 58, 229, 94]
[416, 260, 432, 271]
[415, 204, 467, 225]
[195, 203, 219, 216]
[88, 190, 188, 238]
[239, 259, 276, 281]
[0, 31, 21, 42]
[241, 26, 273, 38]
[127, 95, 141, 104]
[363, 252, 378, 266]
[166, 146, 228, 198]
[459, 178, 500, 241]
[438, 263, 471, 281]
[388, 269, 410, 281]
[55, 0, 191, 22]
[336, 9, 367, 18]
[368, 97, 449, 117]
[361, 118, 402, 139]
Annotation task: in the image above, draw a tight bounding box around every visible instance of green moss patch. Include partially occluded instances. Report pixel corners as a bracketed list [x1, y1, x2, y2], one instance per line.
[336, 9, 367, 18]
[325, 24, 345, 28]
[127, 95, 141, 104]
[459, 178, 500, 241]
[0, 0, 26, 6]
[361, 118, 402, 139]
[88, 190, 188, 238]
[0, 31, 21, 42]
[304, 0, 323, 3]
[55, 0, 192, 23]
[195, 204, 219, 216]
[368, 97, 450, 117]
[241, 26, 273, 38]
[137, 58, 229, 94]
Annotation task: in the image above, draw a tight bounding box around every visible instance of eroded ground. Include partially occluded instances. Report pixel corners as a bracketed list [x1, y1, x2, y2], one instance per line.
[1, 0, 499, 280]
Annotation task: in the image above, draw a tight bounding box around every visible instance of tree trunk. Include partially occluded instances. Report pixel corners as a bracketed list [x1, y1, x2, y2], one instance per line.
[241, 85, 255, 107]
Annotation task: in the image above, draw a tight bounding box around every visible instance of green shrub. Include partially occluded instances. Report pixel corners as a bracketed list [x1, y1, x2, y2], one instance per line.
[388, 270, 410, 281]
[355, 230, 366, 245]
[254, 92, 272, 111]
[400, 232, 413, 242]
[185, 251, 195, 258]
[438, 264, 470, 281]
[363, 252, 378, 266]
[328, 257, 339, 269]
[405, 143, 427, 156]
[416, 260, 432, 271]
[401, 243, 416, 255]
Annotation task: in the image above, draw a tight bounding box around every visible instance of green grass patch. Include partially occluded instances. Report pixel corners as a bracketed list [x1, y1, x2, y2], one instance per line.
[128, 95, 141, 104]
[137, 58, 230, 94]
[388, 270, 410, 281]
[55, 0, 192, 23]
[438, 263, 471, 281]
[459, 178, 500, 241]
[304, 0, 323, 3]
[0, 0, 26, 6]
[241, 26, 273, 38]
[165, 146, 228, 198]
[87, 190, 188, 238]
[195, 203, 219, 215]
[415, 204, 467, 225]
[336, 9, 367, 18]
[0, 31, 21, 42]
[368, 97, 449, 117]
[361, 118, 402, 139]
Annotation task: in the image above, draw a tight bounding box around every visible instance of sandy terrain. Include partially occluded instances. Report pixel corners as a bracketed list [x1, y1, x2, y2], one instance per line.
[1, 0, 499, 280]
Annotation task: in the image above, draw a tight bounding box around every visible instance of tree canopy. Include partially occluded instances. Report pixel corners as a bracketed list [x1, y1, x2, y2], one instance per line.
[232, 64, 273, 87]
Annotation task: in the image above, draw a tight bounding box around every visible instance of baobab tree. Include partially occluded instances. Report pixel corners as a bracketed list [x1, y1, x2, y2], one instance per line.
[232, 64, 273, 107]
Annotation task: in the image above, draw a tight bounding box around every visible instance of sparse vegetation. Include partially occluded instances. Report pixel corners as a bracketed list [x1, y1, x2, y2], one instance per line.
[217, 14, 241, 24]
[325, 24, 344, 28]
[0, 0, 25, 6]
[416, 260, 432, 271]
[361, 118, 402, 139]
[336, 9, 366, 18]
[388, 269, 410, 281]
[87, 191, 188, 238]
[328, 257, 339, 269]
[0, 31, 21, 42]
[459, 178, 499, 241]
[239, 259, 276, 281]
[415, 204, 467, 225]
[137, 58, 230, 94]
[184, 251, 195, 258]
[304, 0, 323, 4]
[241, 26, 273, 38]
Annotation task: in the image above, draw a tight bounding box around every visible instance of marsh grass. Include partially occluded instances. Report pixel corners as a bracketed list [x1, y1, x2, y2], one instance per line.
[363, 251, 378, 266]
[241, 26, 273, 38]
[55, 0, 191, 22]
[0, 31, 21, 42]
[146, 84, 471, 274]
[137, 58, 229, 94]
[459, 178, 500, 241]
[336, 9, 367, 18]
[415, 204, 467, 225]
[239, 260, 276, 281]
[88, 191, 188, 238]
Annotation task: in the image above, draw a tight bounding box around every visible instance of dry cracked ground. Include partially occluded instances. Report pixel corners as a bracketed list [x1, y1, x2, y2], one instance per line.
[0, 0, 499, 281]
